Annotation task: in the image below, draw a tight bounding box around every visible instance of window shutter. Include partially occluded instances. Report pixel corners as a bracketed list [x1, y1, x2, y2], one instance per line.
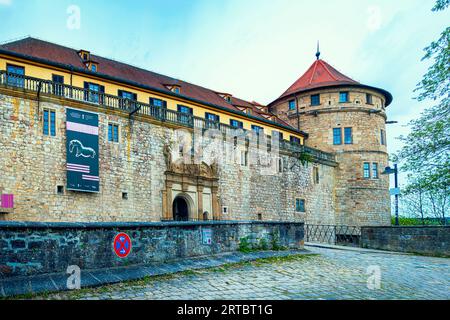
[99, 85, 105, 104]
[84, 82, 89, 101]
[163, 100, 167, 108]
[132, 93, 137, 101]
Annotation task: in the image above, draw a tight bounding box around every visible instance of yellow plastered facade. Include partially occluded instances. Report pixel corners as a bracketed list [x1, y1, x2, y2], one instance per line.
[0, 55, 304, 144]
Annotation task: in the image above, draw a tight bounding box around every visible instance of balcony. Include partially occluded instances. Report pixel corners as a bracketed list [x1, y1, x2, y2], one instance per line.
[0, 71, 336, 164]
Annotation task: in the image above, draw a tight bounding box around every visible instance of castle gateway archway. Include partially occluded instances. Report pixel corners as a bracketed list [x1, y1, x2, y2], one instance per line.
[172, 195, 191, 221]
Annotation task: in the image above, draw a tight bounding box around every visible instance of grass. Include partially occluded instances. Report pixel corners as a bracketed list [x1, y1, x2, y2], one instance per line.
[392, 216, 447, 226]
[4, 253, 318, 300]
[238, 235, 288, 253]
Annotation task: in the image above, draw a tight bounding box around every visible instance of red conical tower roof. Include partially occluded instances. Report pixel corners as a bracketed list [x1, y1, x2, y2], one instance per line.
[280, 59, 359, 99]
[270, 58, 392, 107]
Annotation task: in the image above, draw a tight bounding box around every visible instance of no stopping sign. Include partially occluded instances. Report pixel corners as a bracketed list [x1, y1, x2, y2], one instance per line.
[113, 232, 132, 258]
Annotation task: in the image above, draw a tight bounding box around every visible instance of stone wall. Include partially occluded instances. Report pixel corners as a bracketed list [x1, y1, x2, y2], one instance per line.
[0, 220, 304, 278]
[0, 91, 337, 224]
[218, 155, 336, 224]
[0, 93, 168, 222]
[361, 226, 450, 256]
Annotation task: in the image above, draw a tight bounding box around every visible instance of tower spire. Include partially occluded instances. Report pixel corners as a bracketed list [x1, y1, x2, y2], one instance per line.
[316, 41, 320, 60]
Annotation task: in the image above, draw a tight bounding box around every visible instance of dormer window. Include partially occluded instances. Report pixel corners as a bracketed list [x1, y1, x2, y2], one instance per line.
[165, 84, 181, 94]
[91, 63, 98, 72]
[78, 50, 90, 62]
[216, 92, 232, 103]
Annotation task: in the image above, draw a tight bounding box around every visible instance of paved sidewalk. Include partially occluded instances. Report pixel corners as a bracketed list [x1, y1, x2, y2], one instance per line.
[0, 249, 308, 298]
[28, 245, 450, 300]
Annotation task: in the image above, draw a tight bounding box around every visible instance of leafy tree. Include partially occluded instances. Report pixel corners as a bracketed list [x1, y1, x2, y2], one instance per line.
[396, 0, 450, 191]
[400, 174, 448, 224]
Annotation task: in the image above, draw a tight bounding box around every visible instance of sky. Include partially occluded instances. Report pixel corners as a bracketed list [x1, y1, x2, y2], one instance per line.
[0, 0, 449, 191]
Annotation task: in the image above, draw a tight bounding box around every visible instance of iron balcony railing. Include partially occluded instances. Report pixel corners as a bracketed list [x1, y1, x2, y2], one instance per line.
[0, 71, 335, 163]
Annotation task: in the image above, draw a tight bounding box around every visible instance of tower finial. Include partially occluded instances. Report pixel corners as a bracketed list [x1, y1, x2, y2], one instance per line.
[316, 41, 320, 60]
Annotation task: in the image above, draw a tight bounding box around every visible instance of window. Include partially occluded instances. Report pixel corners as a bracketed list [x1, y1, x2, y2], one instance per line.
[272, 131, 283, 141]
[57, 185, 64, 195]
[7, 64, 25, 87]
[339, 92, 349, 103]
[363, 162, 370, 179]
[205, 113, 219, 122]
[380, 129, 386, 146]
[366, 93, 373, 104]
[91, 64, 97, 72]
[288, 99, 296, 111]
[150, 98, 165, 107]
[177, 105, 193, 125]
[295, 199, 305, 213]
[251, 125, 264, 135]
[222, 206, 228, 215]
[52, 74, 64, 96]
[118, 90, 137, 109]
[372, 163, 379, 179]
[313, 167, 319, 184]
[344, 127, 353, 144]
[172, 86, 180, 94]
[108, 123, 119, 143]
[149, 98, 166, 118]
[311, 94, 320, 106]
[118, 90, 136, 101]
[240, 150, 248, 166]
[230, 119, 243, 129]
[43, 109, 56, 136]
[122, 192, 128, 200]
[333, 128, 342, 145]
[84, 82, 104, 104]
[290, 136, 301, 145]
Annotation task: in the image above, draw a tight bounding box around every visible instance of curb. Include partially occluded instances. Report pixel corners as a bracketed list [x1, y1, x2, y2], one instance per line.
[304, 242, 411, 255]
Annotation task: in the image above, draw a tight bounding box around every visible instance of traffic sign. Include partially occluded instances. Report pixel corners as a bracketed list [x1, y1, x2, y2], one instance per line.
[113, 232, 132, 258]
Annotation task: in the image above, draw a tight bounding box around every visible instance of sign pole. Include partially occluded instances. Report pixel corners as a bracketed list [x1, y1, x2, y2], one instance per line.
[394, 163, 399, 226]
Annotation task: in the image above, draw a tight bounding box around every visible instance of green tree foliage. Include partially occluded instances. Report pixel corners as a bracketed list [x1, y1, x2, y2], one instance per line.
[396, 0, 450, 191]
[400, 174, 448, 224]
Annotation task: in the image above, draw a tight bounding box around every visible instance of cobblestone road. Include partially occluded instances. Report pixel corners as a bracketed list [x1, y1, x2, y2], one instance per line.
[39, 246, 450, 300]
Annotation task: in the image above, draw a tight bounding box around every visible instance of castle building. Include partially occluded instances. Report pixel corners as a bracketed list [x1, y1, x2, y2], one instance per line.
[0, 38, 392, 226]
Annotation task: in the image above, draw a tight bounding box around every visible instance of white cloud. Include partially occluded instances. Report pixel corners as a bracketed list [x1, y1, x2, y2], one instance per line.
[367, 5, 382, 31]
[0, 0, 11, 5]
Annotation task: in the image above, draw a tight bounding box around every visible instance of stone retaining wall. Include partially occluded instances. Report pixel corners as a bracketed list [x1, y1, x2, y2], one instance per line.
[361, 226, 450, 256]
[0, 220, 304, 279]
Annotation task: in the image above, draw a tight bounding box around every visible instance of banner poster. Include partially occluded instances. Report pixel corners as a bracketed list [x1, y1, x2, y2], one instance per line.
[66, 108, 100, 193]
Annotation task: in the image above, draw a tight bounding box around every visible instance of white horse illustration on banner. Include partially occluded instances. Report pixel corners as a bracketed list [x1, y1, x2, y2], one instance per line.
[69, 140, 96, 159]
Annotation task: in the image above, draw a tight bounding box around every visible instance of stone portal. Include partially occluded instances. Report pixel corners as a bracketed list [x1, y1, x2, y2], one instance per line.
[162, 144, 220, 221]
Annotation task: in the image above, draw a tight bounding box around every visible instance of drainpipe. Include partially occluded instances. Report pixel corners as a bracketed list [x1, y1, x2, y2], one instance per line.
[295, 94, 300, 131]
[69, 65, 74, 99]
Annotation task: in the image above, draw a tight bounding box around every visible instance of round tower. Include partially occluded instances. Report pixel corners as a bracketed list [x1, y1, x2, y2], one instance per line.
[269, 54, 393, 226]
